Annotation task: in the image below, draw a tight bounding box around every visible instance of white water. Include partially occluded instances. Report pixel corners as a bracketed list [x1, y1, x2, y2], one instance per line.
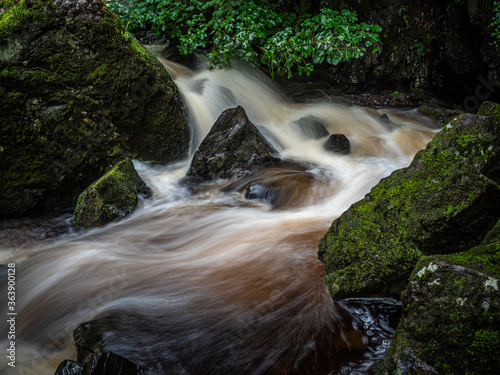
[0, 60, 438, 375]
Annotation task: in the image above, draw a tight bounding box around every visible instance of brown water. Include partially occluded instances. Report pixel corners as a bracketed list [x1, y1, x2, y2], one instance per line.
[0, 60, 438, 375]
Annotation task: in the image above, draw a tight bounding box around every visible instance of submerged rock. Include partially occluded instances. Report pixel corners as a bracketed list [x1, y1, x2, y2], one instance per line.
[323, 134, 350, 155]
[55, 352, 146, 375]
[187, 106, 280, 180]
[318, 102, 500, 298]
[73, 159, 151, 229]
[292, 115, 329, 139]
[221, 161, 317, 209]
[0, 0, 189, 218]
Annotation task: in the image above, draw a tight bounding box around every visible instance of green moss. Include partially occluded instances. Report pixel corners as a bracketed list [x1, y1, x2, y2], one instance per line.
[477, 101, 500, 119]
[318, 111, 500, 298]
[0, 0, 48, 42]
[380, 257, 500, 374]
[0, 0, 189, 217]
[73, 158, 151, 228]
[443, 219, 500, 277]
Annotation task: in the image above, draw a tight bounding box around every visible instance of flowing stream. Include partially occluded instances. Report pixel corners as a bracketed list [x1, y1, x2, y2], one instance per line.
[0, 60, 439, 375]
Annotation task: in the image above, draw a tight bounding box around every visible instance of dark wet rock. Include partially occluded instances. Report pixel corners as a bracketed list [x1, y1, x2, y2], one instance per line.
[222, 161, 316, 209]
[54, 360, 84, 375]
[318, 101, 500, 299]
[292, 115, 329, 139]
[324, 134, 350, 155]
[379, 253, 500, 375]
[245, 184, 280, 205]
[0, 0, 189, 218]
[187, 106, 280, 180]
[54, 352, 146, 375]
[73, 159, 151, 229]
[417, 105, 463, 127]
[378, 113, 393, 125]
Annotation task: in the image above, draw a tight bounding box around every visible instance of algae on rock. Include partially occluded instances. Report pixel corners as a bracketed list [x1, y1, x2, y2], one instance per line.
[0, 0, 190, 218]
[73, 158, 151, 229]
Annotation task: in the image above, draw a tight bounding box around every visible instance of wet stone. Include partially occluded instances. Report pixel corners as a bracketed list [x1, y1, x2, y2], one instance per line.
[292, 115, 330, 139]
[324, 134, 350, 155]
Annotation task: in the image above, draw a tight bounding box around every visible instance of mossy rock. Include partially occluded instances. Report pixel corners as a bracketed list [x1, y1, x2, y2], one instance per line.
[379, 255, 500, 375]
[318, 101, 500, 298]
[73, 158, 151, 229]
[0, 0, 190, 218]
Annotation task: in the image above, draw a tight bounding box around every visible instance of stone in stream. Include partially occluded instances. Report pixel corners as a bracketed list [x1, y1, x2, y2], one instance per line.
[187, 106, 280, 180]
[292, 115, 330, 139]
[0, 0, 190, 218]
[73, 158, 151, 229]
[55, 352, 147, 375]
[323, 134, 350, 155]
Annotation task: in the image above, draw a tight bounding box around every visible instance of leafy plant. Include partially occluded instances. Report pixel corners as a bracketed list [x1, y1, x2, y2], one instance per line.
[105, 0, 381, 78]
[491, 1, 500, 44]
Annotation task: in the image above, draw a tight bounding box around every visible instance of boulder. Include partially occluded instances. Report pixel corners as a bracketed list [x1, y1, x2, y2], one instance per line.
[318, 102, 500, 298]
[0, 0, 190, 218]
[379, 246, 500, 374]
[73, 158, 151, 229]
[323, 134, 350, 155]
[187, 106, 280, 180]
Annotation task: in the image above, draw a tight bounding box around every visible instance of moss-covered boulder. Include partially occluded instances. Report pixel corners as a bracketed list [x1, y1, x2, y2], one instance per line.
[379, 238, 500, 375]
[187, 106, 280, 180]
[318, 102, 500, 298]
[73, 158, 151, 228]
[0, 0, 190, 218]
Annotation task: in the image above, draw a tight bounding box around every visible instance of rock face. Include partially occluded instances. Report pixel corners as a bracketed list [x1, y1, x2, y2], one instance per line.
[187, 106, 280, 180]
[325, 0, 500, 103]
[318, 102, 500, 299]
[0, 0, 190, 218]
[73, 158, 151, 229]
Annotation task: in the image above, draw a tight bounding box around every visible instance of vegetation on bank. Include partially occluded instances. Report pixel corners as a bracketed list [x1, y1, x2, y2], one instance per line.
[492, 1, 500, 43]
[104, 0, 381, 78]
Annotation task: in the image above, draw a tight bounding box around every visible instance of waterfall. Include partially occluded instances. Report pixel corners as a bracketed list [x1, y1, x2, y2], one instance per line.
[0, 60, 438, 375]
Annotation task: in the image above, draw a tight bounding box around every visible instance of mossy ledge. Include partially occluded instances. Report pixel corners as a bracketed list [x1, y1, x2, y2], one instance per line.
[0, 0, 190, 218]
[73, 158, 151, 229]
[318, 102, 500, 299]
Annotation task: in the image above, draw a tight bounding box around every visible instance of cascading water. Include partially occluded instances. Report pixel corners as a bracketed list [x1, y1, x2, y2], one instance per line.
[0, 59, 439, 375]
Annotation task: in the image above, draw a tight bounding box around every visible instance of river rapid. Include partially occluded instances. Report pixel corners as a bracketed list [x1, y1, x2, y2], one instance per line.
[0, 60, 439, 375]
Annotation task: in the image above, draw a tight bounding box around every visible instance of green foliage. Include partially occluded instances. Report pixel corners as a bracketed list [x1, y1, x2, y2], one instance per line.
[104, 0, 380, 78]
[492, 1, 500, 43]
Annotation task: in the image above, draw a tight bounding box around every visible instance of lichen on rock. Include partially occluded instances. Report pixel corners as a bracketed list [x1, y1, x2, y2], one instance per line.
[379, 254, 500, 375]
[73, 158, 151, 229]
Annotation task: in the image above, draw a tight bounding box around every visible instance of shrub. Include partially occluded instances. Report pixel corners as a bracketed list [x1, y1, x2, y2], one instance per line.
[105, 0, 381, 78]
